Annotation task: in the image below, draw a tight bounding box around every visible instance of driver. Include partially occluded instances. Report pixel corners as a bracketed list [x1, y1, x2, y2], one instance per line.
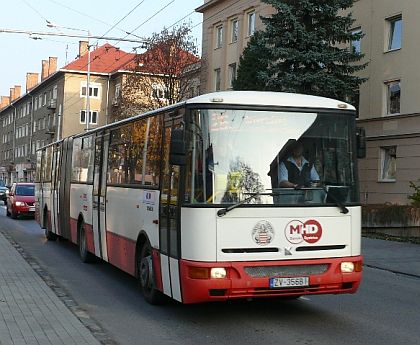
[278, 141, 320, 188]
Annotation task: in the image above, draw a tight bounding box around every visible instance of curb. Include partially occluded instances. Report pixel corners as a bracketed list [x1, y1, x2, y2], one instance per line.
[364, 263, 420, 280]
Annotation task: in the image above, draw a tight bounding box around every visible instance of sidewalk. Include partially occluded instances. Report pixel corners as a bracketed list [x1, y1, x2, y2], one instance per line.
[0, 231, 101, 345]
[362, 237, 420, 277]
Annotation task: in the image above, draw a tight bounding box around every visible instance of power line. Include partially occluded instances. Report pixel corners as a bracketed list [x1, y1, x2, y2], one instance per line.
[45, 0, 144, 40]
[20, 0, 50, 23]
[95, 0, 147, 42]
[123, 0, 176, 44]
[45, 1, 179, 110]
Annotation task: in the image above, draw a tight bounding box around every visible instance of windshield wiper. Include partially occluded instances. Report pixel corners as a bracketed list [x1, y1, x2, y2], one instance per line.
[323, 187, 349, 214]
[217, 192, 262, 217]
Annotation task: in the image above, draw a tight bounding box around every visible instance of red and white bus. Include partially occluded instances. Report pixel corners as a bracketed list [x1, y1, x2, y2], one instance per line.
[35, 91, 364, 304]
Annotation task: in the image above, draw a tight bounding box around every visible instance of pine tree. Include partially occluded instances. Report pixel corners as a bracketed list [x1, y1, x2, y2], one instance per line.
[234, 0, 367, 101]
[232, 32, 269, 91]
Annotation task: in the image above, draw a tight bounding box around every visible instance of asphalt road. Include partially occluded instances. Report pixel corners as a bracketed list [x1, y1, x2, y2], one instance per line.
[1, 204, 419, 345]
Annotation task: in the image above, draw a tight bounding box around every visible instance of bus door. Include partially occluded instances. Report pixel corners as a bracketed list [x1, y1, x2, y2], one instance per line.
[92, 131, 109, 261]
[51, 144, 61, 235]
[159, 115, 182, 302]
[58, 138, 72, 240]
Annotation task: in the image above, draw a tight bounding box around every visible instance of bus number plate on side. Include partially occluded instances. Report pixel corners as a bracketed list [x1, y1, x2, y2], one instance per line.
[269, 277, 309, 288]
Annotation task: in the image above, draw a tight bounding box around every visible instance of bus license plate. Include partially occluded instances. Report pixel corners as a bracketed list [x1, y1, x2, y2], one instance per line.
[269, 277, 309, 288]
[29, 207, 35, 212]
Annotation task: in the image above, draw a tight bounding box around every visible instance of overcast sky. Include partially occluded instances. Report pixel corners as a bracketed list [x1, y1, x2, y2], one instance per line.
[0, 0, 203, 97]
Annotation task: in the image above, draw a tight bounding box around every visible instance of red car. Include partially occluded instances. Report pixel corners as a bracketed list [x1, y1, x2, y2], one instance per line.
[6, 182, 36, 219]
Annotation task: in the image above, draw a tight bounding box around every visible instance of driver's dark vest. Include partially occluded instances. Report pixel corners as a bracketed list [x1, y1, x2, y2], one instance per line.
[283, 160, 312, 186]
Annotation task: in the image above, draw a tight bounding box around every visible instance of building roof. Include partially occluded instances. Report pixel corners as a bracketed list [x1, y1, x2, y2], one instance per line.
[195, 0, 224, 13]
[62, 43, 137, 73]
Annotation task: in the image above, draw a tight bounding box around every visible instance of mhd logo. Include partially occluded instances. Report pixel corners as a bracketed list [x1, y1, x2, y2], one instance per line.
[285, 220, 323, 244]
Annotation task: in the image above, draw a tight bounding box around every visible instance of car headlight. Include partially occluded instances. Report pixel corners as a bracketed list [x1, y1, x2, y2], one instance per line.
[15, 201, 25, 206]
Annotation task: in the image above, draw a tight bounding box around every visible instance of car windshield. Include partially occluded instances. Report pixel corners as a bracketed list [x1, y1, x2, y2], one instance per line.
[184, 108, 358, 206]
[16, 185, 35, 196]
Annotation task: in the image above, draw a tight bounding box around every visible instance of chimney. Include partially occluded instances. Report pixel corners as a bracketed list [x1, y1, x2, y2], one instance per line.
[26, 73, 39, 92]
[9, 86, 21, 101]
[41, 60, 49, 81]
[79, 41, 89, 57]
[48, 57, 57, 75]
[14, 85, 21, 100]
[0, 96, 10, 109]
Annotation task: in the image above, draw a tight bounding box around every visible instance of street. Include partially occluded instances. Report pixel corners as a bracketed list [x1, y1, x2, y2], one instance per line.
[0, 204, 419, 345]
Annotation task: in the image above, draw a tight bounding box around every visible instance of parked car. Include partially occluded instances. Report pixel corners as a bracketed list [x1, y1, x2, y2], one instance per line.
[6, 182, 35, 219]
[0, 180, 8, 203]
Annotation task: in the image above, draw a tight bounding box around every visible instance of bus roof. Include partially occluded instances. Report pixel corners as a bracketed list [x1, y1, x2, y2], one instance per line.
[186, 91, 356, 111]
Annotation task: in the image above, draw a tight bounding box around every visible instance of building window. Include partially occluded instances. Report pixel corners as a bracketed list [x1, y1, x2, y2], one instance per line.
[387, 16, 402, 51]
[216, 25, 223, 49]
[385, 80, 401, 115]
[247, 11, 256, 36]
[53, 85, 58, 99]
[231, 19, 239, 43]
[380, 146, 396, 181]
[228, 63, 237, 89]
[43, 92, 47, 106]
[152, 84, 169, 100]
[214, 68, 221, 91]
[350, 28, 362, 54]
[80, 82, 100, 98]
[80, 110, 99, 125]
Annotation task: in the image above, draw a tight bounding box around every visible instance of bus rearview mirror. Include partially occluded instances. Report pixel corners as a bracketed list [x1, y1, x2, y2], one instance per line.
[356, 127, 366, 159]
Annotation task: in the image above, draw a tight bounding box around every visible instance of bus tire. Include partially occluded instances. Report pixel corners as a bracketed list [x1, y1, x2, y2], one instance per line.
[78, 220, 94, 263]
[138, 242, 164, 305]
[6, 207, 11, 217]
[44, 209, 57, 241]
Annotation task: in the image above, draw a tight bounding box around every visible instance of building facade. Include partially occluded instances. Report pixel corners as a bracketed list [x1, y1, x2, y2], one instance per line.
[196, 0, 274, 93]
[350, 0, 420, 204]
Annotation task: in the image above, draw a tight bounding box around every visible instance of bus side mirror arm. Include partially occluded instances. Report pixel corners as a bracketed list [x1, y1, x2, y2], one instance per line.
[169, 128, 186, 166]
[356, 127, 366, 159]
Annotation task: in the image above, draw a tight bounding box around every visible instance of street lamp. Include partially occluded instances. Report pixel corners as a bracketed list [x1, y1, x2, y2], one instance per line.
[46, 22, 91, 131]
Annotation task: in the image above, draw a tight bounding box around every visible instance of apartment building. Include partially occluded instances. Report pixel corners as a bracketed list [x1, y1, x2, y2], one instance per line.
[196, 0, 274, 93]
[349, 0, 420, 205]
[0, 42, 197, 184]
[0, 44, 139, 184]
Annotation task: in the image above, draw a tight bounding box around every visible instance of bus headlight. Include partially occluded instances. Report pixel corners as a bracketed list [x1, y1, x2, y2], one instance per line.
[210, 268, 227, 279]
[341, 262, 355, 273]
[15, 201, 25, 206]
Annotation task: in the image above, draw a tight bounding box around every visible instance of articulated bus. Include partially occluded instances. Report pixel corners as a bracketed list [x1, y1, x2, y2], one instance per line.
[35, 91, 364, 304]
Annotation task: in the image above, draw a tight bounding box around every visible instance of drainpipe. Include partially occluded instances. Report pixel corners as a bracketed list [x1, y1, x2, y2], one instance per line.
[10, 104, 16, 183]
[105, 73, 111, 125]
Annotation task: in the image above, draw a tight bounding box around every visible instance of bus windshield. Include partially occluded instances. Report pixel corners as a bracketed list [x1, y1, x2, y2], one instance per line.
[184, 108, 359, 206]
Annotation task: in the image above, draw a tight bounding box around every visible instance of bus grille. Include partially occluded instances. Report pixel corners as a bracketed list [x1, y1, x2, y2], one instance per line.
[244, 264, 329, 278]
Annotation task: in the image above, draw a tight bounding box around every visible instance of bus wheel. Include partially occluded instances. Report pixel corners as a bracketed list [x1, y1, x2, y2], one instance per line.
[138, 243, 164, 305]
[44, 210, 57, 241]
[78, 221, 94, 263]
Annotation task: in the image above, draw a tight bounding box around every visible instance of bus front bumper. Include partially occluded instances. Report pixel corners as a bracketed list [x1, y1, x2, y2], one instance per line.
[178, 256, 363, 304]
